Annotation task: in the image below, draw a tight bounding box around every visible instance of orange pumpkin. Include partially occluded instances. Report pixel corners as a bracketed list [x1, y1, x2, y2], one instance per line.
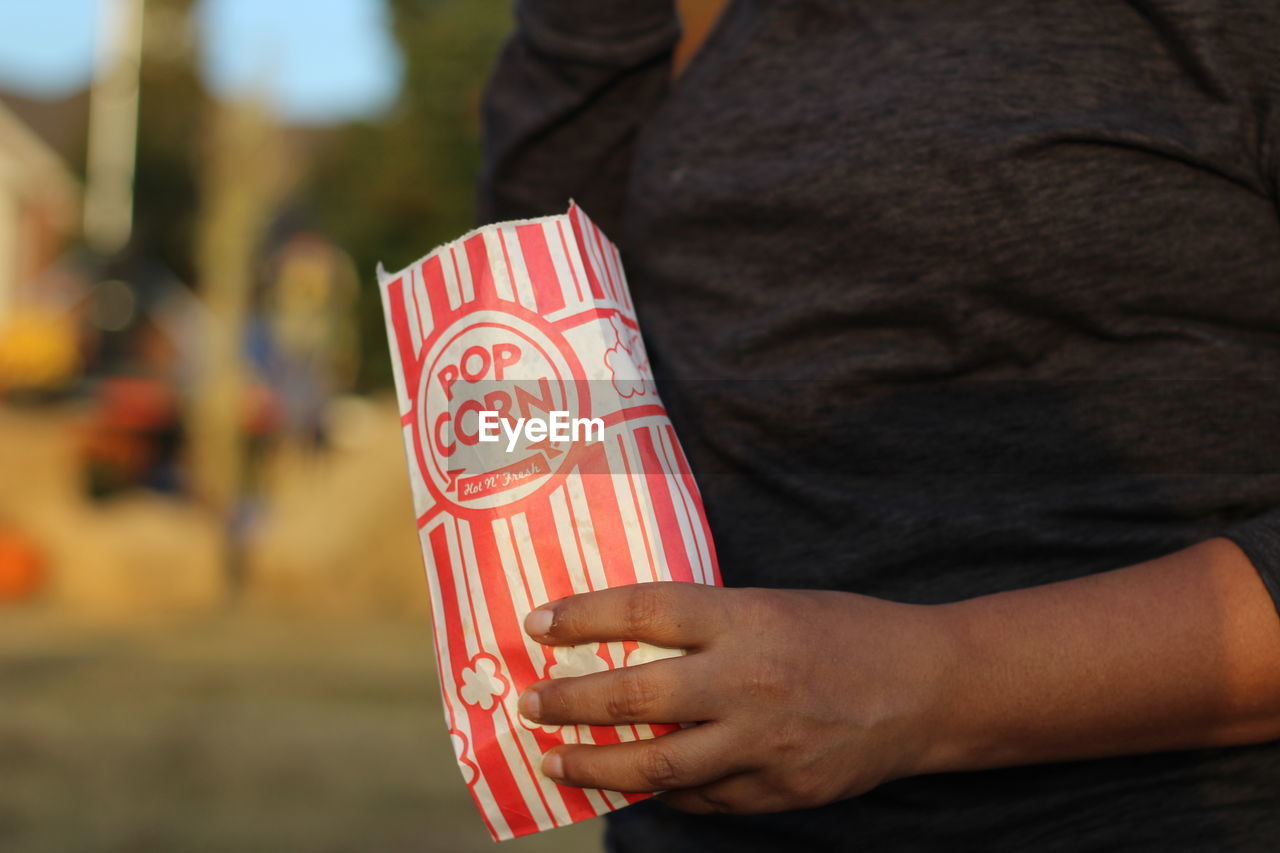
[0, 528, 44, 602]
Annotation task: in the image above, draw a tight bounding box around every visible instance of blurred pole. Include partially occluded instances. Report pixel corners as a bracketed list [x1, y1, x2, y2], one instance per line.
[84, 0, 145, 256]
[190, 97, 282, 595]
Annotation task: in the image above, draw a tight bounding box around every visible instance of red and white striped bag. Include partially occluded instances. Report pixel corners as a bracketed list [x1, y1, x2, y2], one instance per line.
[377, 203, 721, 840]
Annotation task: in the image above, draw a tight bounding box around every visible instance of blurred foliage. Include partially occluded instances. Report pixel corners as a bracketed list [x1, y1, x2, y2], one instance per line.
[305, 0, 511, 391]
[51, 0, 204, 282]
[135, 0, 208, 286]
[90, 0, 510, 391]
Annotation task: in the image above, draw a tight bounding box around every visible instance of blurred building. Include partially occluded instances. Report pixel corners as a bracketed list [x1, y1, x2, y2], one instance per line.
[0, 96, 83, 394]
[0, 98, 80, 324]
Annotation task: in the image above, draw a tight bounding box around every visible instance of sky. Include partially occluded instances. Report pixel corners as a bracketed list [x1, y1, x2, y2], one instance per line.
[0, 0, 403, 125]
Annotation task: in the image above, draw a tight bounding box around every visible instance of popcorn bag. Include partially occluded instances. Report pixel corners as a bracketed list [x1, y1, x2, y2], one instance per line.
[377, 203, 721, 840]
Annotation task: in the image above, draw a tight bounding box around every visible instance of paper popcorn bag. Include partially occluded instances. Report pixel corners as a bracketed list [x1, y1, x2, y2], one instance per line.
[377, 203, 721, 840]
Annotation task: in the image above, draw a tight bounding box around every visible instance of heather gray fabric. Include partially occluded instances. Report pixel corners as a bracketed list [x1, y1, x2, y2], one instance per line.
[480, 1, 1280, 849]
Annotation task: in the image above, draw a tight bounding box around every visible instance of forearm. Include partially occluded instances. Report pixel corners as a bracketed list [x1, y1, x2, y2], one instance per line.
[478, 0, 679, 232]
[917, 537, 1280, 776]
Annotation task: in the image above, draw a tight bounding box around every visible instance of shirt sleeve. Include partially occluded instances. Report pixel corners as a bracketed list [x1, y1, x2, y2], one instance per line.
[1223, 508, 1280, 618]
[477, 0, 680, 237]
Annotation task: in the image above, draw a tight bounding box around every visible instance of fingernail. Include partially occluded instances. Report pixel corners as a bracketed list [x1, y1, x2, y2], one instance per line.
[543, 751, 564, 781]
[525, 608, 554, 638]
[519, 689, 542, 721]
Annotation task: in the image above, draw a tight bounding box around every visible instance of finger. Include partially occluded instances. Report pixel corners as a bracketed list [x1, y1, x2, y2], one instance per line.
[520, 655, 718, 726]
[542, 723, 742, 793]
[658, 773, 786, 815]
[525, 581, 733, 648]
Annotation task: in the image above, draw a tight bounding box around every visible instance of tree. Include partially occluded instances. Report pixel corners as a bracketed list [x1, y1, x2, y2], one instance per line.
[304, 0, 511, 391]
[132, 0, 208, 285]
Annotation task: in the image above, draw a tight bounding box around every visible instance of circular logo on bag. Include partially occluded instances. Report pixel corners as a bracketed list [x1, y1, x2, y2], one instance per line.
[416, 308, 589, 512]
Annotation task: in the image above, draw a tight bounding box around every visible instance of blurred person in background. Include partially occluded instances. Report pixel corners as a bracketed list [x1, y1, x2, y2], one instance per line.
[481, 1, 1280, 851]
[254, 230, 360, 447]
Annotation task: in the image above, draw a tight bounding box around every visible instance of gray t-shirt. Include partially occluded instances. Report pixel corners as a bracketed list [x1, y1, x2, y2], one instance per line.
[480, 1, 1280, 849]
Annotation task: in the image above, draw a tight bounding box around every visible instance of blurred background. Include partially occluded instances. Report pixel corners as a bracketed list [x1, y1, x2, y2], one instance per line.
[0, 1, 724, 850]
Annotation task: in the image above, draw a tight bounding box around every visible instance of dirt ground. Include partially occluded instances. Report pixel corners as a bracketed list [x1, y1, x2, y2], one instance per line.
[0, 607, 604, 853]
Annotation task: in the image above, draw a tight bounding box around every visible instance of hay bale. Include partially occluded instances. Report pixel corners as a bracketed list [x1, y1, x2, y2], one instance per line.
[47, 494, 227, 618]
[0, 404, 85, 518]
[0, 405, 227, 619]
[244, 397, 428, 617]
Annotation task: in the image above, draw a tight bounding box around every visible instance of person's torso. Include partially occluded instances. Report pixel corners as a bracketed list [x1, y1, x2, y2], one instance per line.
[610, 0, 1280, 848]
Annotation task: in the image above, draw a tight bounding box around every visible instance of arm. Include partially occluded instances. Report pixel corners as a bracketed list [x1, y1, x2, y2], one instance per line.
[478, 0, 679, 234]
[517, 537, 1280, 813]
[924, 536, 1280, 773]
